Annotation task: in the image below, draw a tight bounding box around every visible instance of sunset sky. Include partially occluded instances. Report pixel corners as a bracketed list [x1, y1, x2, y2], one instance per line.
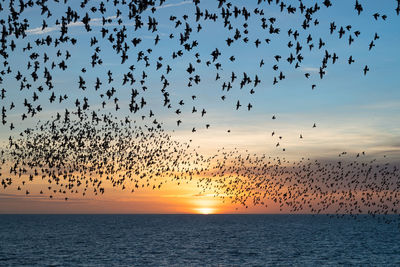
[0, 0, 399, 214]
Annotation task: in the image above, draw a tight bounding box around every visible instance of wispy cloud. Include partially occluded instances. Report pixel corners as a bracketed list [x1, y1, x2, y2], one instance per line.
[301, 67, 319, 73]
[26, 16, 117, 35]
[26, 0, 191, 35]
[26, 26, 59, 35]
[0, 192, 46, 199]
[0, 193, 90, 202]
[156, 1, 192, 9]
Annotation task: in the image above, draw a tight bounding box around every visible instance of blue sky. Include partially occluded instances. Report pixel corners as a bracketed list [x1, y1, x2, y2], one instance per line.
[1, 0, 400, 159]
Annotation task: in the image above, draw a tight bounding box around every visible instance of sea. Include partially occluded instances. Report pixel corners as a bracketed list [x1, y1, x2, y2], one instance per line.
[0, 214, 399, 266]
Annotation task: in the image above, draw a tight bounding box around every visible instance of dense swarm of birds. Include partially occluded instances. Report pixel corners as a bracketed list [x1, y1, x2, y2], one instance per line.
[199, 151, 400, 222]
[1, 112, 208, 199]
[1, 111, 399, 224]
[0, 0, 399, 221]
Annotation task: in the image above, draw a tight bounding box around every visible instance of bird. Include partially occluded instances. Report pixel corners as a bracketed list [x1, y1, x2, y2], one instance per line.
[363, 65, 369, 75]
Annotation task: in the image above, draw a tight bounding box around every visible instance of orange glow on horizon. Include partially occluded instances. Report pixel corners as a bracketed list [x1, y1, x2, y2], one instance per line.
[195, 207, 216, 214]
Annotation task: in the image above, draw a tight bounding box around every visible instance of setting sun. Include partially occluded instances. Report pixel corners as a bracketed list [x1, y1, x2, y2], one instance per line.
[195, 207, 215, 215]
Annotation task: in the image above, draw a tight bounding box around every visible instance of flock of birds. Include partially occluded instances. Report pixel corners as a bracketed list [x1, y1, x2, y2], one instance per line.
[1, 111, 399, 223]
[2, 112, 207, 199]
[0, 0, 399, 221]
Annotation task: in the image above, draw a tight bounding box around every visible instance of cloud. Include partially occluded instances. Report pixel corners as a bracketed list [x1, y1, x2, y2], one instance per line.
[156, 1, 192, 9]
[301, 67, 320, 73]
[192, 193, 215, 197]
[0, 192, 47, 199]
[0, 193, 91, 202]
[26, 26, 59, 35]
[26, 16, 117, 35]
[25, 0, 192, 35]
[358, 100, 400, 111]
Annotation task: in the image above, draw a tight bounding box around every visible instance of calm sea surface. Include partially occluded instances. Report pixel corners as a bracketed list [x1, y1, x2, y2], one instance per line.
[0, 215, 399, 266]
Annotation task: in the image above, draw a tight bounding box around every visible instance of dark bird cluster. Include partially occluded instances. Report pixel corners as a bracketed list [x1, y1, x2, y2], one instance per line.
[196, 150, 400, 224]
[0, 114, 399, 224]
[1, 111, 209, 199]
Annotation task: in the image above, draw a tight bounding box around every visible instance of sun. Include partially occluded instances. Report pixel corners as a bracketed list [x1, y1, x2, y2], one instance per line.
[195, 207, 215, 215]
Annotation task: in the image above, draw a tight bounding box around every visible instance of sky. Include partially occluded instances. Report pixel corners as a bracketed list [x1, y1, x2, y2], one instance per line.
[0, 0, 399, 214]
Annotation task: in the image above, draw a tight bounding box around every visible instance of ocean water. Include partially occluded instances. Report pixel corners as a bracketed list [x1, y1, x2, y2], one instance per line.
[0, 215, 399, 266]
